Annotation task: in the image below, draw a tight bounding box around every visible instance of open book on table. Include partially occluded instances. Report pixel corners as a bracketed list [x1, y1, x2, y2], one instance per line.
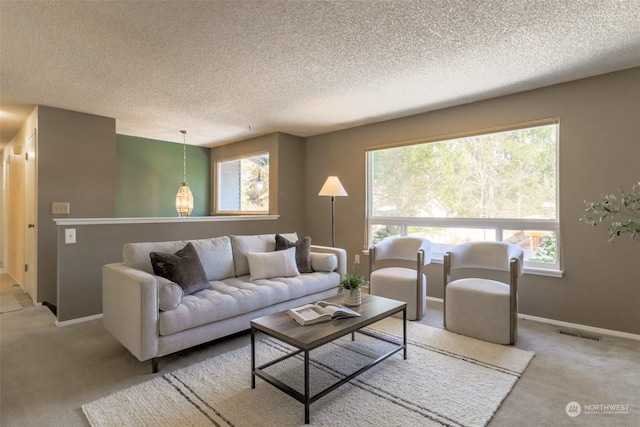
[287, 301, 361, 326]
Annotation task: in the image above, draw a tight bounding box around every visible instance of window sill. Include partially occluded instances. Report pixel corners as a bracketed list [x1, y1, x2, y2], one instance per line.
[522, 266, 564, 278]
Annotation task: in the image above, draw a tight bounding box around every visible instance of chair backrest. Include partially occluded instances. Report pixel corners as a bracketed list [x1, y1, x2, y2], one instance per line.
[371, 236, 432, 265]
[447, 241, 524, 277]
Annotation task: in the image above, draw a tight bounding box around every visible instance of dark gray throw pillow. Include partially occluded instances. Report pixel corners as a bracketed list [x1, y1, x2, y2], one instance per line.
[275, 234, 313, 273]
[150, 242, 209, 295]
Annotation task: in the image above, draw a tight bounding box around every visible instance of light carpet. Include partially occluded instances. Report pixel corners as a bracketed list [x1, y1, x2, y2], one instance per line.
[83, 318, 534, 427]
[0, 294, 22, 313]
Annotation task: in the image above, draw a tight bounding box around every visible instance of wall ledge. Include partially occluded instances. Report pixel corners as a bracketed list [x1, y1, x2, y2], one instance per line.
[54, 215, 280, 226]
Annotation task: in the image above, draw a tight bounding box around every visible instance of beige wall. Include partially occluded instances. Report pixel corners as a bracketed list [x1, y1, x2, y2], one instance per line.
[305, 68, 640, 335]
[3, 107, 37, 286]
[6, 149, 25, 284]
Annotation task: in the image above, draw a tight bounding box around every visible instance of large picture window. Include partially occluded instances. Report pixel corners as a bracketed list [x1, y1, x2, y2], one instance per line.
[367, 121, 560, 274]
[217, 153, 269, 213]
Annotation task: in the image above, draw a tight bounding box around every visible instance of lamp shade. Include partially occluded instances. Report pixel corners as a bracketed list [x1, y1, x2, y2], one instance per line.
[318, 176, 348, 197]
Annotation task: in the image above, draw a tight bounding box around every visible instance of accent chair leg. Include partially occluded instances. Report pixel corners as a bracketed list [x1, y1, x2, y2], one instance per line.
[152, 357, 159, 373]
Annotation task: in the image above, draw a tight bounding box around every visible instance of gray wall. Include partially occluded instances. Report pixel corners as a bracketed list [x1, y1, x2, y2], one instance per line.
[305, 68, 640, 335]
[274, 133, 307, 229]
[38, 106, 116, 304]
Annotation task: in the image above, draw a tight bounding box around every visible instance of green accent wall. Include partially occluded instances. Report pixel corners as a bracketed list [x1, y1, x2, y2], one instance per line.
[116, 135, 210, 217]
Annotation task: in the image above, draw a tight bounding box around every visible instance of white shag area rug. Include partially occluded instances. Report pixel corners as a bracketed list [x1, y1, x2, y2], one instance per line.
[83, 318, 534, 427]
[0, 294, 22, 313]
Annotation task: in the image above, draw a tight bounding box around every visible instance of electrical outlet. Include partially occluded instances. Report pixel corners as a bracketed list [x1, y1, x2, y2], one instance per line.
[65, 228, 76, 244]
[354, 254, 360, 264]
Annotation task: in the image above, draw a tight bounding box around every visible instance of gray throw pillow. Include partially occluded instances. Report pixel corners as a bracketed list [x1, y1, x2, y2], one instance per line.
[150, 242, 209, 295]
[275, 234, 313, 273]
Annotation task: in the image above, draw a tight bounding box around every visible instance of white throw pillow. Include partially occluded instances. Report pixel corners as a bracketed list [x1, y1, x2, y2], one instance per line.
[247, 247, 300, 280]
[230, 233, 298, 276]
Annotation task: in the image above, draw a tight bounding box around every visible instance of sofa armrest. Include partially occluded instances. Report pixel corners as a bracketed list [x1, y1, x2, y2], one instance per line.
[310, 245, 347, 276]
[102, 263, 160, 362]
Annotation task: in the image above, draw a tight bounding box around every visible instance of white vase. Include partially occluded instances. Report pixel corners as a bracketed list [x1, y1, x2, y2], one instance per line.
[344, 288, 362, 306]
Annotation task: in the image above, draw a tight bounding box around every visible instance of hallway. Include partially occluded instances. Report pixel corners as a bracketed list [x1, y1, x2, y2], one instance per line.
[0, 274, 35, 311]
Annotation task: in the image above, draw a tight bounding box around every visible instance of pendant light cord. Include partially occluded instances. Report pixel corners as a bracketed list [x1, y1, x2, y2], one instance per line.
[181, 130, 188, 184]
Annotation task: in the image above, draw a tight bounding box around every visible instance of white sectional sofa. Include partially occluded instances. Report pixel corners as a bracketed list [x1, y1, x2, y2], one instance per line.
[102, 233, 346, 372]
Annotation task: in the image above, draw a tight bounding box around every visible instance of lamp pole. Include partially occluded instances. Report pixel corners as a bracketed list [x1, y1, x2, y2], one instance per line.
[318, 176, 348, 248]
[330, 195, 336, 247]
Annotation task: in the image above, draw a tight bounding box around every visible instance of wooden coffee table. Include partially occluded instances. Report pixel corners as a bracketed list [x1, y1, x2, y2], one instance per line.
[250, 294, 406, 424]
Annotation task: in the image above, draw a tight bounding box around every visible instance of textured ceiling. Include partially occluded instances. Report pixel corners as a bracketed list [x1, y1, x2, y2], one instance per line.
[1, 0, 639, 148]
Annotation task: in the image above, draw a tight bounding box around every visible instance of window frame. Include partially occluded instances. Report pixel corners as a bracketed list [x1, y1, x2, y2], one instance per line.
[215, 151, 270, 215]
[365, 119, 561, 276]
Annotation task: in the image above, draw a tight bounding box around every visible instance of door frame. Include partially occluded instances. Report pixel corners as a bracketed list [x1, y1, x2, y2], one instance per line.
[1, 156, 6, 273]
[24, 129, 37, 301]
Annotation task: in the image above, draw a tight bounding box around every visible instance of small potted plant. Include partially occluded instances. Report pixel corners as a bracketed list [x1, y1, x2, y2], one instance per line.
[338, 273, 367, 306]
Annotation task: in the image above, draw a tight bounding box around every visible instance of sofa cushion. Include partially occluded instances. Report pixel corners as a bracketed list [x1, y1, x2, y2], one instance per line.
[190, 237, 235, 281]
[123, 238, 234, 281]
[124, 240, 187, 274]
[247, 247, 300, 280]
[150, 243, 209, 295]
[230, 233, 298, 276]
[275, 234, 313, 273]
[310, 252, 338, 272]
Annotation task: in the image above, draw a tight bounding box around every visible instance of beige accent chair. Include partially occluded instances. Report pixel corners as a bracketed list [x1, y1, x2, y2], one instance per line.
[443, 241, 524, 345]
[369, 236, 432, 320]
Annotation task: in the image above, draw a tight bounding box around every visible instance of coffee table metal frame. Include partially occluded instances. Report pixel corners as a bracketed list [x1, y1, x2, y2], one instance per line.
[250, 294, 407, 424]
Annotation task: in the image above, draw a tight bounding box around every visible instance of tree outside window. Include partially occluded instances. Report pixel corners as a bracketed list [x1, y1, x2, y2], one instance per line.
[217, 153, 269, 213]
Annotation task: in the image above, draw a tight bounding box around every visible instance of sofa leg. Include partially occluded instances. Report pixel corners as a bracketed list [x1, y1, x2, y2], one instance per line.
[152, 357, 159, 373]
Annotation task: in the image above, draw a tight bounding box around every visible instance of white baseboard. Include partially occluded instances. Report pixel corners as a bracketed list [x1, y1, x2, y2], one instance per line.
[55, 313, 103, 327]
[426, 296, 640, 342]
[518, 313, 640, 341]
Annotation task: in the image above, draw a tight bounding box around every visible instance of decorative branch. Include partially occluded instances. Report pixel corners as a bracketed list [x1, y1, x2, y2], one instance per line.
[580, 182, 640, 242]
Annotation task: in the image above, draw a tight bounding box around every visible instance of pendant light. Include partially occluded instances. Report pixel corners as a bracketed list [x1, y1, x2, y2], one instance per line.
[175, 130, 194, 217]
[255, 168, 264, 191]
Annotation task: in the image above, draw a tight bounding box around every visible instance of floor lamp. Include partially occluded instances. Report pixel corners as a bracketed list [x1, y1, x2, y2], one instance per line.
[318, 176, 348, 247]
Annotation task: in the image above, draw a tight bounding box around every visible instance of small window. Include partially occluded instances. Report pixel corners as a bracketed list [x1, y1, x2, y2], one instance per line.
[217, 153, 269, 213]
